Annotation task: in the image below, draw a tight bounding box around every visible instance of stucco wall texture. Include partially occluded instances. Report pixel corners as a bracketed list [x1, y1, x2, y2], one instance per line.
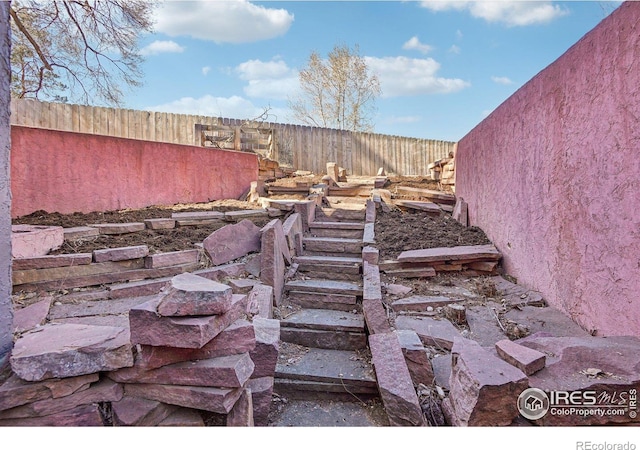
[11, 126, 259, 218]
[456, 2, 640, 336]
[0, 3, 12, 368]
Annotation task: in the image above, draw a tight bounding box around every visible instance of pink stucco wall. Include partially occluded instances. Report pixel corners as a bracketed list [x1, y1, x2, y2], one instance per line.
[11, 126, 258, 218]
[456, 2, 640, 337]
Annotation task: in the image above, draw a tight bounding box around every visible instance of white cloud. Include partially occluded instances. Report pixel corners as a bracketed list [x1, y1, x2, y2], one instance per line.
[402, 36, 433, 54]
[202, 66, 211, 76]
[153, 0, 294, 43]
[365, 56, 470, 97]
[387, 115, 422, 124]
[449, 44, 461, 54]
[144, 95, 276, 120]
[140, 40, 185, 56]
[235, 58, 299, 100]
[420, 1, 568, 27]
[491, 75, 514, 85]
[236, 59, 292, 81]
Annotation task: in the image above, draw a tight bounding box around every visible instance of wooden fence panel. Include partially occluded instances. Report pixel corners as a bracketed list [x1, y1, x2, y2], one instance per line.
[10, 99, 456, 176]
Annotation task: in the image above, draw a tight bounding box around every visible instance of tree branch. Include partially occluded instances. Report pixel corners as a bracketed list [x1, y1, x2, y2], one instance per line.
[10, 7, 52, 70]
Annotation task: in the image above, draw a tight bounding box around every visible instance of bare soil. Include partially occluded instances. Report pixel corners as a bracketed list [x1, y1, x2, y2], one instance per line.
[11, 176, 487, 258]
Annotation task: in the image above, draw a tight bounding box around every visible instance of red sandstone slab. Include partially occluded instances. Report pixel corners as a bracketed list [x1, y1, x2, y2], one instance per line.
[394, 315, 461, 351]
[447, 337, 528, 426]
[11, 225, 64, 258]
[224, 209, 269, 222]
[172, 211, 225, 221]
[0, 404, 104, 427]
[394, 200, 442, 214]
[0, 373, 98, 412]
[13, 262, 199, 293]
[135, 319, 256, 370]
[63, 226, 99, 240]
[394, 186, 456, 204]
[398, 245, 501, 264]
[229, 278, 260, 294]
[109, 353, 254, 388]
[250, 318, 280, 379]
[156, 272, 232, 316]
[10, 323, 133, 381]
[90, 222, 146, 235]
[193, 262, 247, 282]
[12, 253, 92, 270]
[12, 297, 51, 333]
[13, 258, 145, 286]
[246, 283, 273, 319]
[365, 199, 376, 223]
[247, 377, 274, 426]
[129, 293, 247, 348]
[395, 329, 435, 387]
[203, 219, 261, 266]
[284, 279, 362, 296]
[495, 339, 546, 375]
[144, 249, 200, 269]
[260, 220, 286, 306]
[369, 332, 425, 426]
[111, 395, 178, 426]
[93, 245, 149, 263]
[48, 295, 153, 321]
[158, 408, 205, 426]
[226, 387, 254, 426]
[124, 383, 243, 414]
[0, 379, 123, 420]
[144, 218, 176, 230]
[108, 277, 172, 299]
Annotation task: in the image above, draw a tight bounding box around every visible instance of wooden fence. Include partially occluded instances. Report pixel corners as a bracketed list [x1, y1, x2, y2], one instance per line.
[10, 99, 456, 176]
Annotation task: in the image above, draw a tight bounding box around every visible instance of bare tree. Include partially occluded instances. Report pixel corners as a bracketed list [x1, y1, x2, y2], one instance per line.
[289, 44, 381, 132]
[10, 0, 156, 106]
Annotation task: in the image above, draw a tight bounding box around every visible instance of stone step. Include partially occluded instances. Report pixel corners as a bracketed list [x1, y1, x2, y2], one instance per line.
[294, 256, 362, 280]
[280, 327, 367, 351]
[275, 347, 377, 399]
[281, 309, 365, 333]
[279, 309, 367, 350]
[296, 270, 362, 282]
[285, 279, 363, 296]
[316, 208, 366, 222]
[285, 291, 360, 313]
[309, 221, 365, 230]
[307, 228, 364, 239]
[302, 237, 363, 255]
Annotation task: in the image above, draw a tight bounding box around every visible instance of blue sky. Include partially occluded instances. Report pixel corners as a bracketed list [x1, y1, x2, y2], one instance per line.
[126, 1, 622, 142]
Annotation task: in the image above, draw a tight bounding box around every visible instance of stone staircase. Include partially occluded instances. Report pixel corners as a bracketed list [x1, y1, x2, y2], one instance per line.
[273, 204, 383, 415]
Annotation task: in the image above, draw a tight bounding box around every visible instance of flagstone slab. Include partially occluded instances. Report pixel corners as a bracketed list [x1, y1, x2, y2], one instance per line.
[250, 318, 280, 379]
[446, 337, 528, 426]
[109, 353, 254, 388]
[124, 383, 243, 414]
[111, 395, 178, 426]
[12, 253, 92, 271]
[144, 218, 176, 230]
[0, 373, 98, 412]
[93, 245, 149, 263]
[156, 273, 232, 316]
[144, 249, 200, 269]
[398, 244, 501, 264]
[158, 407, 205, 426]
[12, 297, 51, 333]
[135, 319, 256, 370]
[394, 315, 461, 351]
[0, 403, 104, 426]
[0, 379, 123, 420]
[247, 377, 274, 426]
[369, 332, 425, 426]
[280, 309, 364, 333]
[285, 279, 362, 296]
[203, 219, 261, 266]
[10, 323, 133, 381]
[129, 293, 247, 349]
[90, 222, 146, 235]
